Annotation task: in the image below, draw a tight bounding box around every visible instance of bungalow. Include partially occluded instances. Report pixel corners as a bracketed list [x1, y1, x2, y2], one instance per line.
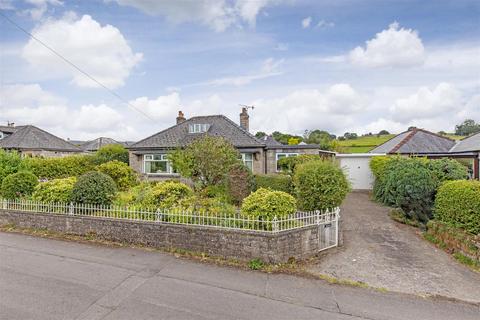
[78, 137, 130, 152]
[449, 132, 480, 179]
[128, 108, 322, 178]
[0, 124, 83, 158]
[0, 123, 19, 140]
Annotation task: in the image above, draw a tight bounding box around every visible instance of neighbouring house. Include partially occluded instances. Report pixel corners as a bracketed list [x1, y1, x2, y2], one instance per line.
[449, 132, 480, 179]
[78, 137, 129, 152]
[0, 122, 20, 140]
[0, 125, 83, 158]
[128, 108, 322, 178]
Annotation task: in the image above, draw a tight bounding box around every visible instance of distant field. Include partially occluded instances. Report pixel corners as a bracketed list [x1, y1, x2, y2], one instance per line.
[337, 133, 466, 153]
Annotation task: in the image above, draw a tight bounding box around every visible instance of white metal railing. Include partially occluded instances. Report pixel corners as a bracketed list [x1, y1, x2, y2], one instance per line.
[0, 198, 340, 234]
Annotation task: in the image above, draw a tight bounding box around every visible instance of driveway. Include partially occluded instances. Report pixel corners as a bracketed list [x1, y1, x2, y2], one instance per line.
[307, 192, 480, 303]
[0, 232, 479, 320]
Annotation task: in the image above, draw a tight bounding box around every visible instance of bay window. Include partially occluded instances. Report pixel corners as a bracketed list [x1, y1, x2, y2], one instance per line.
[144, 154, 174, 174]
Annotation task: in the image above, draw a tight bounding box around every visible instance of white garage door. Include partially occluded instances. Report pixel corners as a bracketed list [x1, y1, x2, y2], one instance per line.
[337, 154, 384, 190]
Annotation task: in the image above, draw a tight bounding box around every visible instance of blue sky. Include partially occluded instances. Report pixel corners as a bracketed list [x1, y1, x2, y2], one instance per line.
[0, 0, 479, 140]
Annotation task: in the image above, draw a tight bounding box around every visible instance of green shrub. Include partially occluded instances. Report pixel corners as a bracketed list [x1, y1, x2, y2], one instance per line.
[428, 158, 468, 185]
[370, 156, 393, 179]
[0, 150, 23, 185]
[94, 144, 129, 164]
[32, 177, 76, 203]
[382, 158, 436, 223]
[241, 188, 297, 219]
[113, 181, 153, 207]
[277, 154, 321, 174]
[434, 180, 480, 234]
[175, 195, 237, 216]
[293, 160, 350, 211]
[143, 181, 193, 210]
[1, 171, 38, 199]
[226, 163, 254, 205]
[97, 160, 137, 191]
[254, 174, 292, 194]
[71, 171, 117, 205]
[22, 155, 97, 179]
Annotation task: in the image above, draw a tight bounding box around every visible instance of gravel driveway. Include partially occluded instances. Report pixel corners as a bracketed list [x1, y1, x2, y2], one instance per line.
[307, 192, 480, 303]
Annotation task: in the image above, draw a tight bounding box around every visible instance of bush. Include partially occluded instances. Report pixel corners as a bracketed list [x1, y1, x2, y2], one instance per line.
[113, 181, 154, 207]
[226, 163, 254, 205]
[254, 174, 292, 194]
[428, 158, 468, 185]
[370, 156, 393, 180]
[1, 171, 38, 199]
[241, 188, 297, 219]
[293, 160, 350, 211]
[175, 195, 237, 216]
[143, 181, 193, 210]
[94, 144, 129, 164]
[0, 150, 23, 185]
[382, 158, 436, 223]
[22, 155, 97, 180]
[32, 177, 76, 203]
[434, 180, 480, 234]
[277, 154, 321, 174]
[97, 160, 137, 191]
[71, 171, 117, 205]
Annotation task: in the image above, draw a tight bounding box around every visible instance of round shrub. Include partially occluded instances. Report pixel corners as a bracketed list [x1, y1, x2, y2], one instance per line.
[241, 188, 297, 219]
[428, 158, 468, 185]
[226, 163, 254, 205]
[32, 177, 76, 203]
[71, 171, 117, 205]
[293, 160, 350, 211]
[1, 171, 38, 199]
[434, 180, 480, 235]
[382, 158, 436, 223]
[254, 174, 292, 194]
[97, 160, 137, 191]
[143, 181, 193, 210]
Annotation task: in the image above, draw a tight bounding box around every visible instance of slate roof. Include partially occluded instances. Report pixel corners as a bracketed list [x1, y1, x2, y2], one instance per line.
[262, 135, 283, 147]
[80, 137, 126, 152]
[0, 125, 22, 134]
[449, 132, 480, 153]
[369, 129, 456, 154]
[129, 115, 265, 150]
[0, 125, 83, 152]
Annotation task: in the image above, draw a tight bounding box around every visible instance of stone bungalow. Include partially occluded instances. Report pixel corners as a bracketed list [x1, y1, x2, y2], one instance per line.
[0, 124, 83, 158]
[128, 108, 322, 178]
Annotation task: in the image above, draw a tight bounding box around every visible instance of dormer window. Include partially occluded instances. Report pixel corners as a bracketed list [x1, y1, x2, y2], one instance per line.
[188, 123, 210, 133]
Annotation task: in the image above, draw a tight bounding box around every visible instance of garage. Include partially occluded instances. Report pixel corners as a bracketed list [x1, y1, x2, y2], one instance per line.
[336, 153, 385, 190]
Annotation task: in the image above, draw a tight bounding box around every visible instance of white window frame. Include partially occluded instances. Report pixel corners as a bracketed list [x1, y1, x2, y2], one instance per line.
[0, 132, 3, 140]
[276, 152, 298, 172]
[143, 154, 174, 174]
[188, 123, 210, 133]
[241, 153, 254, 171]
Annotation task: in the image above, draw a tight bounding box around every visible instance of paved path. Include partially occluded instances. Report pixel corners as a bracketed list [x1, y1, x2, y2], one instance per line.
[308, 192, 480, 303]
[0, 232, 479, 320]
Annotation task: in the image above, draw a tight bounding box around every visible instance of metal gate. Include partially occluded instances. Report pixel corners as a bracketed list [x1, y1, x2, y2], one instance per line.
[317, 208, 340, 251]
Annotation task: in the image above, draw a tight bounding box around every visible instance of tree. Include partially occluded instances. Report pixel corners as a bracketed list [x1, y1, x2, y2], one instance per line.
[168, 136, 240, 189]
[378, 130, 390, 135]
[272, 131, 303, 145]
[455, 119, 480, 136]
[288, 137, 300, 145]
[94, 144, 129, 164]
[255, 131, 267, 139]
[304, 130, 336, 150]
[343, 132, 358, 140]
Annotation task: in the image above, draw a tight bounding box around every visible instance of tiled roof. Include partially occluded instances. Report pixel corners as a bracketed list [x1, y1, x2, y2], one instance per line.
[80, 137, 126, 151]
[0, 125, 82, 152]
[0, 125, 23, 134]
[449, 132, 480, 153]
[130, 115, 265, 149]
[369, 129, 455, 154]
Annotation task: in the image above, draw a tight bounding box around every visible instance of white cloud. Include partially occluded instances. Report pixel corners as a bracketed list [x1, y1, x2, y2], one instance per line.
[196, 57, 284, 86]
[23, 0, 63, 20]
[22, 13, 143, 89]
[390, 83, 461, 122]
[129, 93, 181, 121]
[349, 22, 425, 67]
[316, 20, 334, 29]
[302, 16, 312, 29]
[108, 0, 281, 31]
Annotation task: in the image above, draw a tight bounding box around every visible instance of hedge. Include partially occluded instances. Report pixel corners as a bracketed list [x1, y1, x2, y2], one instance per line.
[71, 171, 117, 205]
[97, 160, 137, 191]
[254, 174, 292, 194]
[0, 150, 23, 185]
[293, 160, 350, 211]
[241, 188, 296, 219]
[434, 180, 480, 235]
[428, 158, 468, 185]
[32, 177, 77, 203]
[22, 155, 97, 180]
[277, 154, 321, 174]
[1, 171, 38, 199]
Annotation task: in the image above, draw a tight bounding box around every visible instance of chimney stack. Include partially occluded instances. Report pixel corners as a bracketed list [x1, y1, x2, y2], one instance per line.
[176, 111, 186, 124]
[240, 107, 249, 132]
[7, 121, 14, 127]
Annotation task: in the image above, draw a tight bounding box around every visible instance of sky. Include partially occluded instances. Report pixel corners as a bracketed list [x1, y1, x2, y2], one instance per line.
[0, 0, 479, 141]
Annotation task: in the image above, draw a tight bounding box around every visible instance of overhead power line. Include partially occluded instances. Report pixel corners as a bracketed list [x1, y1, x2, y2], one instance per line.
[0, 11, 155, 122]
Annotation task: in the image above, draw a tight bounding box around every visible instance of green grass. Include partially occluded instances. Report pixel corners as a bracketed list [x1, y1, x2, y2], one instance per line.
[337, 134, 395, 153]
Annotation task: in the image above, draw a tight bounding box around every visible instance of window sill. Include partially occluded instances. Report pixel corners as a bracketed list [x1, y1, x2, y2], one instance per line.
[144, 173, 180, 177]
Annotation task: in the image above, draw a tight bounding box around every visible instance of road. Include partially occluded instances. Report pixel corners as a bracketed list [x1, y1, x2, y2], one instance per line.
[0, 232, 478, 320]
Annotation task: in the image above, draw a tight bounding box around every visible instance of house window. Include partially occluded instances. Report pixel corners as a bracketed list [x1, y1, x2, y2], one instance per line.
[0, 132, 3, 140]
[241, 153, 254, 171]
[144, 154, 174, 174]
[276, 153, 298, 171]
[188, 123, 210, 133]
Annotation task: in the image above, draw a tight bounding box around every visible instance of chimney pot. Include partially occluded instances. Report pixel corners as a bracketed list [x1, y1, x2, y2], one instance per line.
[240, 107, 249, 132]
[176, 111, 186, 124]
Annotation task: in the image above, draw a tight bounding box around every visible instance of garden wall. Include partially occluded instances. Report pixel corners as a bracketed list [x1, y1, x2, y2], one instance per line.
[0, 210, 328, 263]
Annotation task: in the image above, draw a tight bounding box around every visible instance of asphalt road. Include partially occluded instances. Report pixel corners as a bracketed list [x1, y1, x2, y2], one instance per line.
[0, 232, 478, 320]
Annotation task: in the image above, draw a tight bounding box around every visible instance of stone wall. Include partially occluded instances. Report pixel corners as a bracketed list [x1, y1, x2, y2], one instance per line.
[0, 210, 326, 263]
